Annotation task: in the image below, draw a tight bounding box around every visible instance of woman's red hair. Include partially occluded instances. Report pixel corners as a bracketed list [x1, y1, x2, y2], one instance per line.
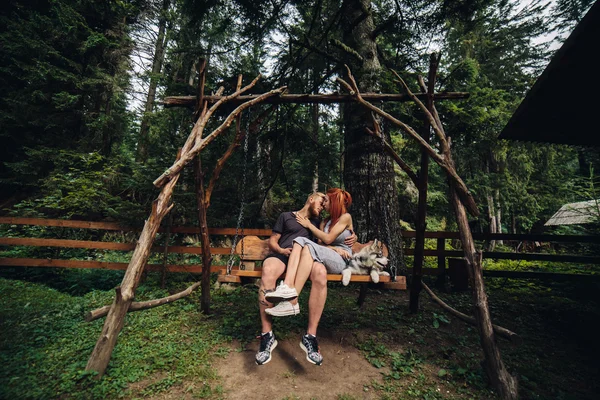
[326, 188, 352, 228]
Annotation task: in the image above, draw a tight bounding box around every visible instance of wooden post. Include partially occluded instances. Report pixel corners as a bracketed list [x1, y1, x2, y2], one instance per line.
[194, 156, 212, 313]
[193, 62, 213, 314]
[436, 237, 446, 289]
[410, 53, 438, 313]
[160, 214, 172, 289]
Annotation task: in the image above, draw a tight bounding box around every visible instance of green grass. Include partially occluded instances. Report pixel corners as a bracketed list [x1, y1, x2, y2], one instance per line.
[1, 270, 599, 399]
[0, 276, 228, 399]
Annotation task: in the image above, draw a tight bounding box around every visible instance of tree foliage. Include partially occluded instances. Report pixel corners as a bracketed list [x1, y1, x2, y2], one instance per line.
[0, 0, 596, 237]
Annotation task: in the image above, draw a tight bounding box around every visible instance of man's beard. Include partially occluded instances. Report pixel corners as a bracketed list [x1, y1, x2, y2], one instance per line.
[309, 204, 321, 218]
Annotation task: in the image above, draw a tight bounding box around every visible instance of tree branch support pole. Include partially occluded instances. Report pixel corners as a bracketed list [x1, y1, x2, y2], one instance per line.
[337, 64, 517, 399]
[85, 174, 178, 377]
[86, 76, 285, 378]
[410, 53, 438, 313]
[448, 181, 518, 398]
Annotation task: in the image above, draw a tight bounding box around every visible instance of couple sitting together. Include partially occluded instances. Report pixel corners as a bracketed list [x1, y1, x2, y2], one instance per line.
[256, 188, 356, 366]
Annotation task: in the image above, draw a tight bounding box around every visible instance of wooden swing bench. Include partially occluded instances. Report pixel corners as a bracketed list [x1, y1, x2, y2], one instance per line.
[218, 235, 407, 290]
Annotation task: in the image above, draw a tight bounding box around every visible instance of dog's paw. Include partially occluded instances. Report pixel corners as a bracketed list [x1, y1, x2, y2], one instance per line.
[380, 271, 390, 276]
[342, 270, 351, 286]
[370, 270, 379, 283]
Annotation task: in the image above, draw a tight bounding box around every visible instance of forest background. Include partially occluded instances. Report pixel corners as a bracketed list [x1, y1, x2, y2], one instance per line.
[0, 0, 598, 238]
[1, 1, 600, 399]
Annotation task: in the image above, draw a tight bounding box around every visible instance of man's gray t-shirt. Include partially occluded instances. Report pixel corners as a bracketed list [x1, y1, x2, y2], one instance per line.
[272, 211, 320, 249]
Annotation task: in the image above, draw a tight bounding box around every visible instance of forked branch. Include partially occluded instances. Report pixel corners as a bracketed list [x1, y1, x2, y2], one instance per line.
[365, 116, 418, 186]
[337, 65, 479, 217]
[422, 282, 521, 344]
[86, 282, 202, 322]
[154, 83, 287, 187]
[391, 69, 447, 148]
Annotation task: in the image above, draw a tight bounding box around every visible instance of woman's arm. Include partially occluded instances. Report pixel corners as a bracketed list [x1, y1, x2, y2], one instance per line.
[296, 213, 352, 245]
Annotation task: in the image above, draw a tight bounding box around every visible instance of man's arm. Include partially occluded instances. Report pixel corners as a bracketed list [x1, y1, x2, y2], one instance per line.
[345, 230, 357, 246]
[268, 232, 292, 257]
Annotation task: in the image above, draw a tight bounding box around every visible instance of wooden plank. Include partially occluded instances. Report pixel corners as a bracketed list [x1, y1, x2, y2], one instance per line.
[235, 236, 270, 260]
[0, 257, 226, 273]
[402, 248, 600, 264]
[0, 237, 231, 255]
[482, 270, 600, 281]
[402, 230, 600, 243]
[3, 236, 599, 263]
[0, 217, 128, 231]
[0, 217, 272, 236]
[217, 274, 242, 283]
[172, 227, 273, 236]
[163, 92, 470, 107]
[3, 217, 598, 242]
[382, 279, 408, 290]
[225, 269, 393, 283]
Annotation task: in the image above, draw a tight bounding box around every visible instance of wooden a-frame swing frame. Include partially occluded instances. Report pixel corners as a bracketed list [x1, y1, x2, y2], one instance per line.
[85, 56, 517, 399]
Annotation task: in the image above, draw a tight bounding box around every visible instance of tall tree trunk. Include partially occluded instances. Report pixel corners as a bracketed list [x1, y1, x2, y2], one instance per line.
[312, 102, 319, 192]
[487, 193, 497, 251]
[495, 188, 503, 244]
[137, 0, 170, 163]
[341, 0, 403, 269]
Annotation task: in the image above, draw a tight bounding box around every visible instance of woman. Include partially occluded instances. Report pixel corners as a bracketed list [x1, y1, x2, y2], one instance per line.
[265, 188, 354, 316]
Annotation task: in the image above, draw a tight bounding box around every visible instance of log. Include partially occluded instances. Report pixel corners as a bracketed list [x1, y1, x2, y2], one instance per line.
[422, 282, 521, 343]
[162, 92, 470, 107]
[86, 282, 202, 322]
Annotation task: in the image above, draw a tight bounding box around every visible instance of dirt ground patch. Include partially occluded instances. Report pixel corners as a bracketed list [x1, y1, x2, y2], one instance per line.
[215, 337, 383, 400]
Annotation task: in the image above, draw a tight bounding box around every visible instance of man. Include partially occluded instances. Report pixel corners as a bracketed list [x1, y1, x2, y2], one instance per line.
[255, 192, 355, 366]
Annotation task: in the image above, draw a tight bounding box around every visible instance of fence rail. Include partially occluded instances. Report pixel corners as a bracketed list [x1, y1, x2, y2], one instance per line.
[1, 217, 599, 280]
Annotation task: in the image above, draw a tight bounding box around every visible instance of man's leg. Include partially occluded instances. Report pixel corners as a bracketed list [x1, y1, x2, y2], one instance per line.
[307, 262, 327, 335]
[259, 257, 286, 333]
[300, 261, 327, 365]
[256, 257, 285, 365]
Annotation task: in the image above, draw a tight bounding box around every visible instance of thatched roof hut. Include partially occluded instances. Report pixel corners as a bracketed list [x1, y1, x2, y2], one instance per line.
[545, 200, 600, 226]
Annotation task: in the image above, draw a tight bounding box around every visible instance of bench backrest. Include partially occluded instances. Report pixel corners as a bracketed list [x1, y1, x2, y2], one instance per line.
[233, 235, 389, 270]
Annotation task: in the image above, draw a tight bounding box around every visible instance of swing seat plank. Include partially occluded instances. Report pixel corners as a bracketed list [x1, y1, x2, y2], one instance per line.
[218, 236, 406, 289]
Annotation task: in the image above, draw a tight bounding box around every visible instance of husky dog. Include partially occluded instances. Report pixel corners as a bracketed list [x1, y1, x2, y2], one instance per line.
[342, 239, 389, 286]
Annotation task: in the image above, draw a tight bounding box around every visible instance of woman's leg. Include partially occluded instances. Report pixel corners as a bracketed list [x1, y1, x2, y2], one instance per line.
[292, 246, 318, 299]
[283, 242, 303, 287]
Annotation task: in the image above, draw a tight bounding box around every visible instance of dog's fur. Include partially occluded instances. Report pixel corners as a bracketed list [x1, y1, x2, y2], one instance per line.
[342, 239, 389, 286]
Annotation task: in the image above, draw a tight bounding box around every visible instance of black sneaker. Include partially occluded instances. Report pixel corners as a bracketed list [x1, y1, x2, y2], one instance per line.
[255, 332, 278, 365]
[300, 334, 323, 365]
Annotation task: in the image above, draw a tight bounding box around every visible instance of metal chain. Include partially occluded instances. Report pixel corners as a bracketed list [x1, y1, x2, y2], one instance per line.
[226, 115, 250, 275]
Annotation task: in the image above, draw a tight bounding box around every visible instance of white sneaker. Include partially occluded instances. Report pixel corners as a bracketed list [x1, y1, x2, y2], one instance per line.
[265, 282, 298, 303]
[265, 301, 300, 317]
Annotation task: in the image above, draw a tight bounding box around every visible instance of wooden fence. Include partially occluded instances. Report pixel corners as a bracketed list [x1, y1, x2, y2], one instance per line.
[1, 217, 599, 281]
